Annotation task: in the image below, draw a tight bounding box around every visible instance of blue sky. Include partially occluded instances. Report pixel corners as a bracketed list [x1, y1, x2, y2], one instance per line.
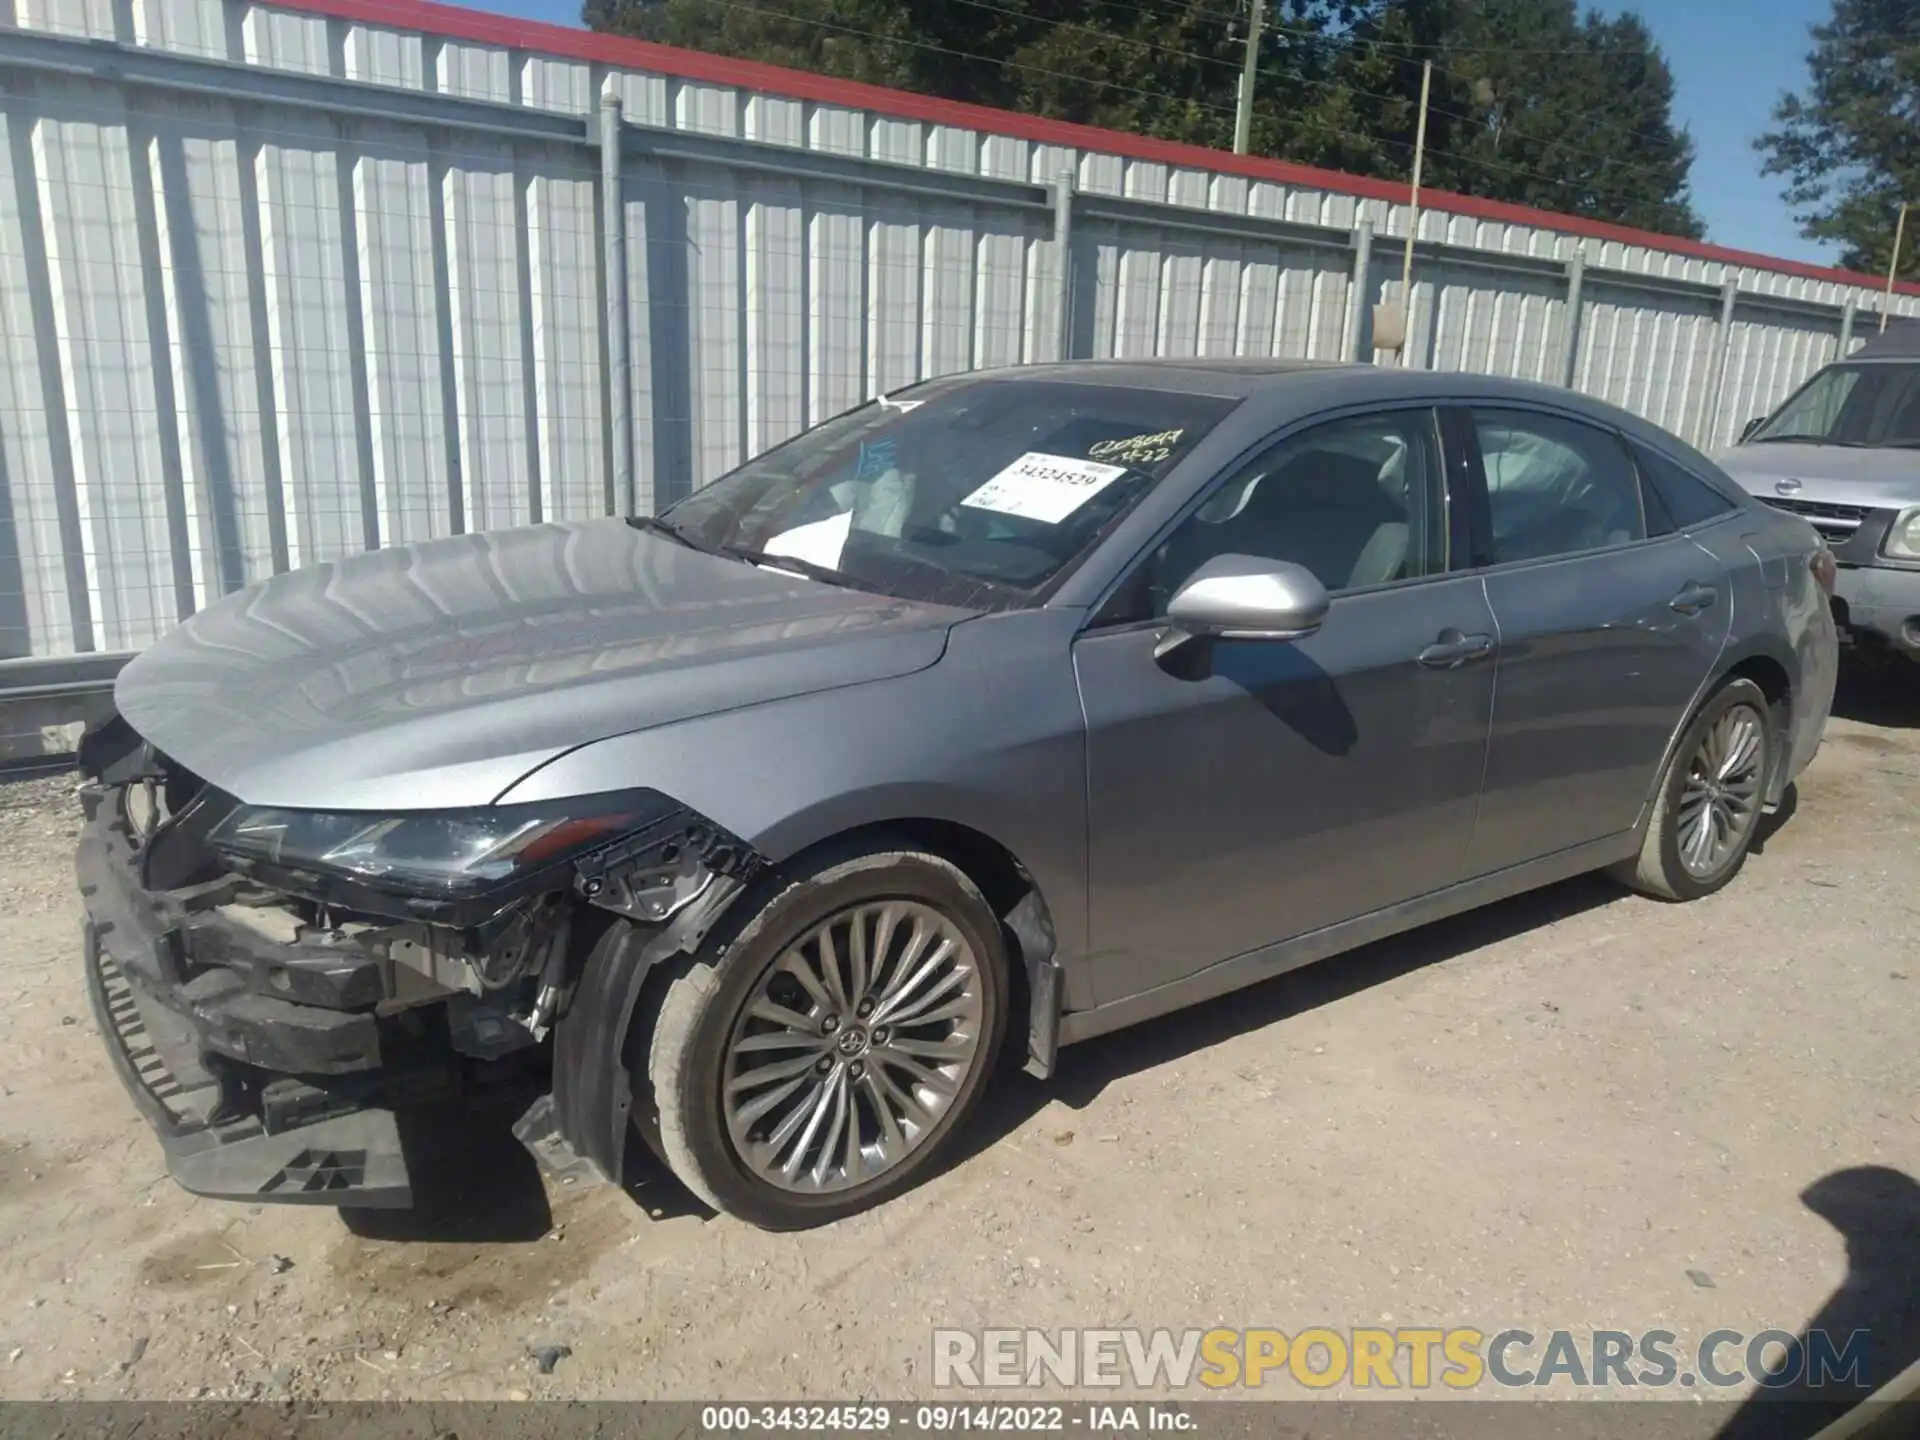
[1597, 0, 1831, 263]
[457, 0, 1834, 267]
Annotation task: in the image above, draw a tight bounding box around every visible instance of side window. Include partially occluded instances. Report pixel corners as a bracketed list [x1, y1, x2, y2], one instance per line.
[1472, 409, 1646, 564]
[1134, 409, 1447, 616]
[1632, 442, 1737, 529]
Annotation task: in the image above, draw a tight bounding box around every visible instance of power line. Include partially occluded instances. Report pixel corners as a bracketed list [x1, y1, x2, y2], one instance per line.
[701, 0, 1431, 161]
[1128, 0, 1694, 61]
[930, 0, 1696, 200]
[1098, 0, 1697, 190]
[939, 0, 1242, 76]
[649, 0, 1697, 225]
[692, 0, 1248, 121]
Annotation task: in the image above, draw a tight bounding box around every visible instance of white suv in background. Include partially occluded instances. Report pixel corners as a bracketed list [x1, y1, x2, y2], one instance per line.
[1718, 324, 1920, 662]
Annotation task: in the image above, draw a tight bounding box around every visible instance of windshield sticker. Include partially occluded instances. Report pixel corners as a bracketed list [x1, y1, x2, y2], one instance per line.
[1087, 427, 1185, 467]
[961, 452, 1129, 524]
[763, 509, 853, 570]
[855, 438, 899, 482]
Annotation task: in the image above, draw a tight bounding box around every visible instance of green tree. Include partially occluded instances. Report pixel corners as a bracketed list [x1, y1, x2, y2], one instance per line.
[1758, 0, 1920, 275]
[1423, 2, 1702, 237]
[585, 0, 1702, 238]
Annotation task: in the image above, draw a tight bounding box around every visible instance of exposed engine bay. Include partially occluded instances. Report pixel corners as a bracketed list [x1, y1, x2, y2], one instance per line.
[74, 715, 765, 1207]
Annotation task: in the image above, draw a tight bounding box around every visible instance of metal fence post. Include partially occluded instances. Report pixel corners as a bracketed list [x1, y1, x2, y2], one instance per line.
[600, 92, 634, 516]
[1053, 169, 1075, 362]
[1559, 247, 1586, 389]
[1838, 298, 1857, 357]
[1346, 219, 1374, 361]
[1702, 279, 1741, 450]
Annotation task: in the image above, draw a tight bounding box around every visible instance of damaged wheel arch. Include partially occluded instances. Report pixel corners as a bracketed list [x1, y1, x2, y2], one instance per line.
[548, 816, 1064, 1191]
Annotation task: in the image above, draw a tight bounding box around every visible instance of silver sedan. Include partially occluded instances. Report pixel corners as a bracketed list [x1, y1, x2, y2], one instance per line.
[79, 360, 1838, 1228]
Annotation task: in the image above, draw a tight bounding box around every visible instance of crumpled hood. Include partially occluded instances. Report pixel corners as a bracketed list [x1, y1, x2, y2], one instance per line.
[1716, 442, 1920, 508]
[115, 519, 970, 810]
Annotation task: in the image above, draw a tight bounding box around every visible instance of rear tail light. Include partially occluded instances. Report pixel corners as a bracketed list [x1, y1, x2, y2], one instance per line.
[1811, 549, 1837, 596]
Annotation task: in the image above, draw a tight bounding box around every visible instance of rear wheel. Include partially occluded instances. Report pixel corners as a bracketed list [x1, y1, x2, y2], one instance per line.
[1613, 677, 1775, 901]
[641, 846, 1007, 1229]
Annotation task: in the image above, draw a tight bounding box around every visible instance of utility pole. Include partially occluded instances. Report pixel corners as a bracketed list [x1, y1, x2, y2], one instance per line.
[1396, 58, 1433, 365]
[1232, 0, 1265, 155]
[1882, 200, 1909, 333]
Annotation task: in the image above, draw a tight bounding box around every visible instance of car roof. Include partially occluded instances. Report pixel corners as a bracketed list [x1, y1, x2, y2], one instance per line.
[960, 357, 1358, 399]
[947, 357, 1726, 470]
[1846, 318, 1920, 361]
[958, 356, 1644, 416]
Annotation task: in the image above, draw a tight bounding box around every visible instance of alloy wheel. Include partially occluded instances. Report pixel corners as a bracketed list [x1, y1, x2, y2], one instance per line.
[1676, 701, 1766, 878]
[721, 900, 986, 1193]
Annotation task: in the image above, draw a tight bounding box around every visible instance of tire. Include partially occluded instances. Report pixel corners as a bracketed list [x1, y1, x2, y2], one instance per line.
[1612, 676, 1776, 902]
[641, 844, 1008, 1229]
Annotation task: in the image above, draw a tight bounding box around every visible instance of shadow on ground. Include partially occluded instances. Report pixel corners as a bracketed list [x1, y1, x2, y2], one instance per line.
[340, 1094, 555, 1243]
[1715, 1165, 1920, 1440]
[960, 867, 1631, 1169]
[1831, 653, 1920, 729]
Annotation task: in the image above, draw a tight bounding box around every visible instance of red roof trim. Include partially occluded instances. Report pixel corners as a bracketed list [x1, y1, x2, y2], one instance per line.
[277, 0, 1920, 299]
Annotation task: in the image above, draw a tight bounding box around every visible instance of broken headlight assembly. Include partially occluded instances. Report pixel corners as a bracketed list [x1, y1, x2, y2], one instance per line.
[206, 791, 683, 908]
[203, 790, 762, 1041]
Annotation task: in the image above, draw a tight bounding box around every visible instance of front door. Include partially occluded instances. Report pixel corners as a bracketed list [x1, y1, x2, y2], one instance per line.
[1072, 407, 1497, 1005]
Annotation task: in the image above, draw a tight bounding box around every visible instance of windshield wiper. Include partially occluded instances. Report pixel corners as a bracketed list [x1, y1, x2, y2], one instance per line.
[1745, 435, 1870, 447]
[716, 543, 884, 593]
[631, 513, 887, 594]
[626, 514, 714, 551]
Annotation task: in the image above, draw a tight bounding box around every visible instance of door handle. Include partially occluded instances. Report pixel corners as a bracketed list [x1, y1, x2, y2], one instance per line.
[1417, 629, 1495, 668]
[1670, 582, 1718, 616]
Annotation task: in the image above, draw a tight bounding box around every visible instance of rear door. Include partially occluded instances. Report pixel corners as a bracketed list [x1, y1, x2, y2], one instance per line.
[1073, 405, 1497, 1003]
[1458, 407, 1733, 878]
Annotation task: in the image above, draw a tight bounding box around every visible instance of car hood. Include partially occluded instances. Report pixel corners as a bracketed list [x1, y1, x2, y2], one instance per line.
[115, 519, 971, 811]
[1716, 442, 1920, 508]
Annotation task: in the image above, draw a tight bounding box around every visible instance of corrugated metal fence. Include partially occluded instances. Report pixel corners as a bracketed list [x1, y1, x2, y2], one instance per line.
[2, 0, 1915, 733]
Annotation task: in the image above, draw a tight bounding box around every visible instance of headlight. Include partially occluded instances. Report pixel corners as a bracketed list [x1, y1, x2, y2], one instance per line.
[1884, 507, 1920, 560]
[207, 791, 675, 897]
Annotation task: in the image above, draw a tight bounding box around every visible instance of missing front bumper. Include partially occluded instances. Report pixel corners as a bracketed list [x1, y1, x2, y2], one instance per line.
[75, 786, 466, 1209]
[84, 923, 415, 1206]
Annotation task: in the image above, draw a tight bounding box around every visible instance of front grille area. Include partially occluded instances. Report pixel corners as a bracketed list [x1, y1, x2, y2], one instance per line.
[1760, 496, 1872, 540]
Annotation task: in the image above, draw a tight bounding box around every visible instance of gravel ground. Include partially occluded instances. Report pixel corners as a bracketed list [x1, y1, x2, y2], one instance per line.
[0, 665, 1915, 1413]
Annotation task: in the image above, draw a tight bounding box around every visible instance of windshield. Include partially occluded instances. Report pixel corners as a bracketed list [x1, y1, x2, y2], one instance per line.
[657, 377, 1239, 605]
[1751, 362, 1920, 447]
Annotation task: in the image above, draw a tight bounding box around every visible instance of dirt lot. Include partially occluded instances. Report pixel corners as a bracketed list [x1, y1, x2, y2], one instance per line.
[0, 666, 1915, 1412]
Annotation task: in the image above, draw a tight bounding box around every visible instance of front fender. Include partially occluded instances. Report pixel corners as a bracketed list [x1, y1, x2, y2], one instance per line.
[499, 610, 1093, 1000]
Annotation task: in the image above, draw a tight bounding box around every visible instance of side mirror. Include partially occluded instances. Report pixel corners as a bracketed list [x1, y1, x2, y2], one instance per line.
[1739, 416, 1766, 442]
[1157, 555, 1330, 672]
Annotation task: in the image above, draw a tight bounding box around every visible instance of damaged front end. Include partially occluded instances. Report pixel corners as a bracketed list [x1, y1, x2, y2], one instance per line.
[75, 717, 762, 1208]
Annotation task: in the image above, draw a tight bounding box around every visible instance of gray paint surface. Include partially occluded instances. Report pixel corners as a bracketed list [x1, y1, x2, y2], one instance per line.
[114, 360, 1839, 1023]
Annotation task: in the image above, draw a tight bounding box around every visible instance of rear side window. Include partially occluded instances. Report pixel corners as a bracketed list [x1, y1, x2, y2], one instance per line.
[1633, 443, 1736, 530]
[1471, 409, 1646, 563]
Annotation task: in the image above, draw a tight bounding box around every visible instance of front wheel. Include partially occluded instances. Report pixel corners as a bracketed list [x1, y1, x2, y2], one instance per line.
[640, 846, 1007, 1229]
[1612, 676, 1775, 902]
